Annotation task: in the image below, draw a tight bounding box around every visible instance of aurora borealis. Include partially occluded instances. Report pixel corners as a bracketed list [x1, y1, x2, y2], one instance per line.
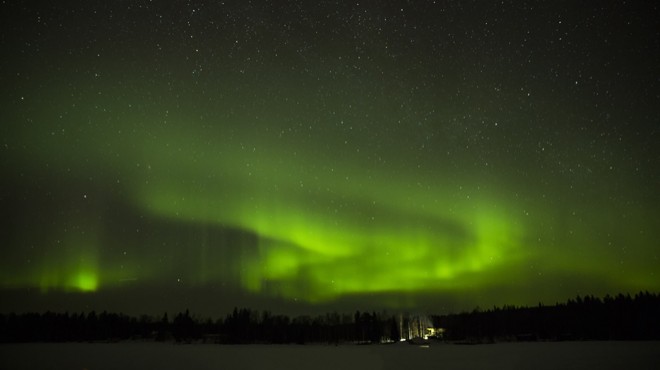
[1, 1, 658, 316]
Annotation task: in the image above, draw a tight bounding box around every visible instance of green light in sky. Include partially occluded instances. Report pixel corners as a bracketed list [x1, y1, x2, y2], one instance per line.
[69, 270, 98, 292]
[2, 84, 658, 312]
[37, 266, 98, 293]
[31, 227, 101, 293]
[1, 1, 659, 319]
[137, 145, 527, 303]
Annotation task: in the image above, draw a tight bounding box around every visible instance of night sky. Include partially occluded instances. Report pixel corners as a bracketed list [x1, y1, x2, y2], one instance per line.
[1, 1, 658, 317]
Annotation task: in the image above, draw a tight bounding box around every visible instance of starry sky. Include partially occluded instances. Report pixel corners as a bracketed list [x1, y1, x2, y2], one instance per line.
[1, 1, 658, 316]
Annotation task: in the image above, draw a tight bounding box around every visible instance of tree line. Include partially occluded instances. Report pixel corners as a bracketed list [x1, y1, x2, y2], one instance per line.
[0, 308, 403, 344]
[1, 291, 658, 343]
[433, 291, 660, 342]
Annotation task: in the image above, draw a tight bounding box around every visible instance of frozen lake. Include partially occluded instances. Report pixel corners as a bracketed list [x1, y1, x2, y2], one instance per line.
[1, 341, 659, 370]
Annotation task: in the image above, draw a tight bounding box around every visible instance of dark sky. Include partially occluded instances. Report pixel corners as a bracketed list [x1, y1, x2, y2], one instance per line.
[1, 1, 658, 317]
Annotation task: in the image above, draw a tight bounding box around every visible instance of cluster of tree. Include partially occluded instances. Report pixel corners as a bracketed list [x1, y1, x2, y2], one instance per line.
[0, 311, 169, 343]
[0, 308, 401, 344]
[220, 308, 400, 344]
[433, 291, 660, 342]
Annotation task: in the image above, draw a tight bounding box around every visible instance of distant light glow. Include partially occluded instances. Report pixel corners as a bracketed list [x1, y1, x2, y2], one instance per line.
[71, 271, 98, 292]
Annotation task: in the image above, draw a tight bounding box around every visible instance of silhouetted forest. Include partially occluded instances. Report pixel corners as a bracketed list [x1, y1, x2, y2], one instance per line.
[1, 292, 658, 343]
[433, 292, 660, 342]
[0, 308, 401, 344]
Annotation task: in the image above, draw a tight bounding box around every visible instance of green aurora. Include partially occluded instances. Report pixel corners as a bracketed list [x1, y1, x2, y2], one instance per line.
[1, 1, 658, 315]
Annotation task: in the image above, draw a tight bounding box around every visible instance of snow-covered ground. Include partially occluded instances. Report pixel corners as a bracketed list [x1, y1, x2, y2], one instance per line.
[1, 341, 658, 370]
